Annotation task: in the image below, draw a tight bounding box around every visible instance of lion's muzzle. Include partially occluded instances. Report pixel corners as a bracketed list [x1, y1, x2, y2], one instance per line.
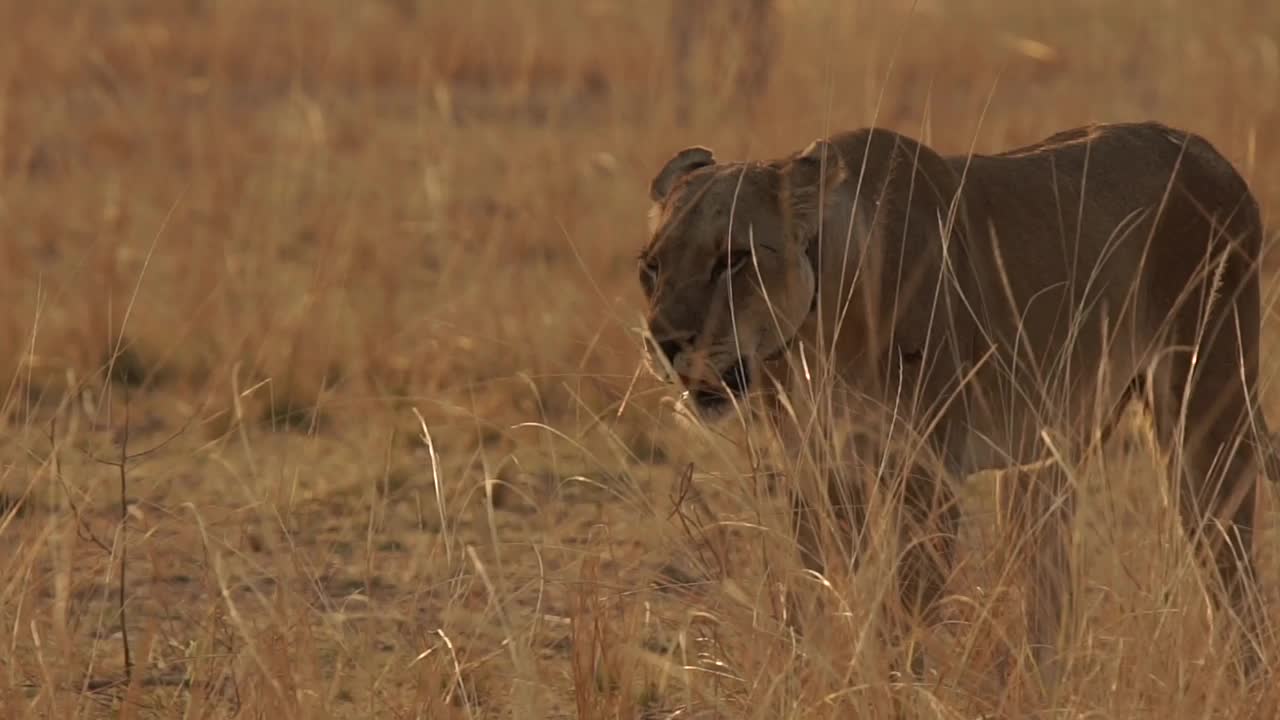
[687, 358, 750, 416]
[645, 332, 756, 420]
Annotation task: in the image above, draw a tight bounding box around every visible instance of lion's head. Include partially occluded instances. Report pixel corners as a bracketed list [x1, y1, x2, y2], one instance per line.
[637, 140, 847, 421]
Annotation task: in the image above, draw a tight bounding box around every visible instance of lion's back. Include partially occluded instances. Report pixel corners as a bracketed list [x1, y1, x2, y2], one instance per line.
[938, 122, 1263, 381]
[952, 122, 1260, 259]
[965, 122, 1255, 220]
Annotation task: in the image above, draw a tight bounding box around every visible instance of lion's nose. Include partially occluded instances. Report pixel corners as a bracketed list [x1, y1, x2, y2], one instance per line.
[657, 338, 685, 364]
[648, 333, 691, 367]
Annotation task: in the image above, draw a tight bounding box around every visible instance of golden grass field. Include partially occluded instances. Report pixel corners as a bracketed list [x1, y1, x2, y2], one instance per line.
[2, 0, 1280, 717]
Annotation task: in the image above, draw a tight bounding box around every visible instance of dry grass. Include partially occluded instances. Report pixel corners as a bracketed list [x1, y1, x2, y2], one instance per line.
[2, 0, 1280, 717]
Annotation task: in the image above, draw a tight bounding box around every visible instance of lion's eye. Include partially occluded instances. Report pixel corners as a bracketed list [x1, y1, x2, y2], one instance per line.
[711, 251, 751, 282]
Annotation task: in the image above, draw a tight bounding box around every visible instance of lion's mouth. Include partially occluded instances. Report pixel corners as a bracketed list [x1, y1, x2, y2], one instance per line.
[686, 359, 751, 416]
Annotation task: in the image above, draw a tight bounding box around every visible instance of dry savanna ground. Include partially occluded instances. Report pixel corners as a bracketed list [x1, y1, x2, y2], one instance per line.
[3, 1, 1280, 718]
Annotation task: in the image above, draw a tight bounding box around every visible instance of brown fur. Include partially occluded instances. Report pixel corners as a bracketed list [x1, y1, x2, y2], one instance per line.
[639, 121, 1274, 687]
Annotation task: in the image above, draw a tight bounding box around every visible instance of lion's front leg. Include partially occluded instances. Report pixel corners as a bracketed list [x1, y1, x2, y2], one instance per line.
[996, 463, 1076, 694]
[787, 454, 961, 681]
[892, 462, 961, 678]
[786, 463, 868, 623]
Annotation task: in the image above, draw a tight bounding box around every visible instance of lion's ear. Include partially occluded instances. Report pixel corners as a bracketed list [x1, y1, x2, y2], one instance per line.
[787, 139, 846, 207]
[650, 146, 716, 203]
[783, 138, 847, 241]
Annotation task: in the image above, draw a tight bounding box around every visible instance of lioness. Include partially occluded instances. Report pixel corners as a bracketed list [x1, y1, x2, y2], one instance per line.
[638, 121, 1274, 685]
